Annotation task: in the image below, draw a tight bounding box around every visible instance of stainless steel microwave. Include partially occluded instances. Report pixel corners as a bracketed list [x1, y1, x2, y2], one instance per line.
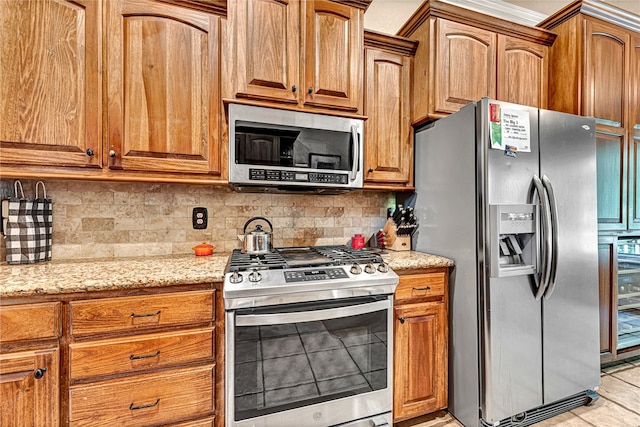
[228, 104, 364, 191]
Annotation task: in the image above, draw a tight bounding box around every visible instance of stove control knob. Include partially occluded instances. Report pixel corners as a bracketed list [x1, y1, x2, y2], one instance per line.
[377, 262, 389, 273]
[229, 271, 243, 284]
[364, 263, 376, 274]
[248, 270, 262, 283]
[350, 263, 362, 275]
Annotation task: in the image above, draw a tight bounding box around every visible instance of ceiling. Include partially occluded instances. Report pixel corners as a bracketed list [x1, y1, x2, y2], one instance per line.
[363, 0, 640, 35]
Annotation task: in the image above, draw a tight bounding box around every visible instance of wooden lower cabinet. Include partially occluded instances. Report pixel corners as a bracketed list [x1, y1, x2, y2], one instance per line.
[393, 270, 448, 422]
[69, 365, 214, 426]
[0, 347, 60, 427]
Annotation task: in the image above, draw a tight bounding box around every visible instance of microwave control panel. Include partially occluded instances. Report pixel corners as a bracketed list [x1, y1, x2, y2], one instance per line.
[249, 168, 348, 184]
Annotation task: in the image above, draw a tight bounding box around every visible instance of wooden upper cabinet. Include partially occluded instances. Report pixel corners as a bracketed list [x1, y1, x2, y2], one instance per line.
[497, 35, 548, 109]
[584, 19, 630, 127]
[363, 31, 416, 188]
[234, 0, 299, 103]
[629, 36, 640, 229]
[397, 0, 555, 125]
[105, 0, 221, 175]
[434, 20, 496, 115]
[229, 0, 366, 113]
[0, 0, 101, 169]
[303, 0, 362, 112]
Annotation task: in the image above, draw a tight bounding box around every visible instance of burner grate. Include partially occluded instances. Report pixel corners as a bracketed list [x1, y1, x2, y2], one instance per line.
[228, 250, 287, 271]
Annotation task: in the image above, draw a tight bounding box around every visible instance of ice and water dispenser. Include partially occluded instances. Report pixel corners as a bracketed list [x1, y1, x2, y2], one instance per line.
[489, 204, 538, 278]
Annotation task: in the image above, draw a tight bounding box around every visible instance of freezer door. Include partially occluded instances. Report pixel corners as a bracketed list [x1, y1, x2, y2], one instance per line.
[538, 110, 600, 403]
[480, 100, 544, 423]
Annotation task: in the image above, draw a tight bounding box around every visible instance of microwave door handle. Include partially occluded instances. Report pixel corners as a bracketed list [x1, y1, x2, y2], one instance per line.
[350, 125, 359, 182]
[235, 299, 390, 326]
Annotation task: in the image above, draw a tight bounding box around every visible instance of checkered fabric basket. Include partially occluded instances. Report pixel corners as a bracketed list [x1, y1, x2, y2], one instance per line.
[3, 181, 52, 264]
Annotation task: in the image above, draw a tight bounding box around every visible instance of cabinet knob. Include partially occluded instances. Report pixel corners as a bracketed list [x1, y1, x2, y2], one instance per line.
[368, 168, 374, 173]
[308, 87, 313, 94]
[86, 148, 94, 157]
[33, 368, 47, 380]
[398, 317, 405, 324]
[292, 85, 297, 93]
[109, 150, 116, 158]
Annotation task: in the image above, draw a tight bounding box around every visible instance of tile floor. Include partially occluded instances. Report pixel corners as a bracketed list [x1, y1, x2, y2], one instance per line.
[396, 356, 640, 427]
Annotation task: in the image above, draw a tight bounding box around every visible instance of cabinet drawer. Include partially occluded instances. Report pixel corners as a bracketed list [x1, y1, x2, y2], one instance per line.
[0, 302, 60, 342]
[70, 290, 214, 336]
[395, 273, 446, 302]
[70, 328, 215, 380]
[69, 364, 214, 426]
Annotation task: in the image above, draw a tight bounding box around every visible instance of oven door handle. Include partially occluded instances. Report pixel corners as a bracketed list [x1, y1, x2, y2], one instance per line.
[235, 299, 390, 326]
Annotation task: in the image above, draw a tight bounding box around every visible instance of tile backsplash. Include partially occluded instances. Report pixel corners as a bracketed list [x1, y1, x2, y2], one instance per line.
[0, 179, 395, 262]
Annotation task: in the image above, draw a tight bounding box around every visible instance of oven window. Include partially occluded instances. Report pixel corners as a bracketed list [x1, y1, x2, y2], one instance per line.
[233, 309, 388, 421]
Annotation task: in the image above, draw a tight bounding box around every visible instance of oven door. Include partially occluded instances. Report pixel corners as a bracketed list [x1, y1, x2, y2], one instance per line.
[225, 296, 393, 427]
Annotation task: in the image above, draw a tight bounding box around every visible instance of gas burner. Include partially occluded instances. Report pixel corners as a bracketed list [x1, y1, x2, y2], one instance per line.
[227, 250, 287, 272]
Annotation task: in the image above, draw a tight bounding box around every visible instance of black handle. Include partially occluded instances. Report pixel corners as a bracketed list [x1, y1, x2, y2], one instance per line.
[292, 85, 297, 92]
[33, 368, 47, 380]
[243, 216, 273, 234]
[398, 317, 405, 324]
[130, 350, 161, 360]
[86, 148, 94, 157]
[129, 398, 160, 411]
[412, 286, 431, 291]
[308, 87, 313, 94]
[130, 310, 161, 319]
[368, 168, 374, 173]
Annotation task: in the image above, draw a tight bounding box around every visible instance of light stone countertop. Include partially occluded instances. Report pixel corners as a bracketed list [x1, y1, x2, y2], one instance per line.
[0, 250, 453, 298]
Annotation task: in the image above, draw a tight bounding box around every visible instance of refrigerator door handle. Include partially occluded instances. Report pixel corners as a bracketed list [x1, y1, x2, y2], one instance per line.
[542, 175, 559, 299]
[532, 175, 551, 300]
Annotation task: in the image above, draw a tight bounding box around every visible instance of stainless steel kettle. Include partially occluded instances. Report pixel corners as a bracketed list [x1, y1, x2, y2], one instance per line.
[238, 216, 274, 254]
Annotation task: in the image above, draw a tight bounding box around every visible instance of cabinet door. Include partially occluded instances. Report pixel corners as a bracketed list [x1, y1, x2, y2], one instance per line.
[304, 0, 362, 112]
[234, 0, 299, 104]
[497, 35, 548, 109]
[584, 19, 630, 128]
[0, 347, 59, 426]
[106, 0, 221, 175]
[598, 236, 617, 359]
[596, 130, 627, 230]
[364, 48, 411, 184]
[393, 302, 447, 422]
[0, 0, 101, 168]
[629, 38, 640, 230]
[433, 19, 496, 115]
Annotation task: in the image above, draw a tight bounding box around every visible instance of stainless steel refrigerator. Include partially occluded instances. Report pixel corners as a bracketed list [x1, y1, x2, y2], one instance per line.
[412, 98, 600, 427]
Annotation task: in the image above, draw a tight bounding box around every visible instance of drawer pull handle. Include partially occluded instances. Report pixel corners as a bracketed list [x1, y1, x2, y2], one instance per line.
[412, 286, 431, 291]
[130, 350, 161, 360]
[130, 398, 160, 411]
[33, 368, 47, 380]
[130, 310, 161, 319]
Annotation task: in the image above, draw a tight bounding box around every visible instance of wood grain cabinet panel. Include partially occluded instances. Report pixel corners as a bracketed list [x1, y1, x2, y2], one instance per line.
[497, 35, 548, 109]
[234, 0, 299, 103]
[69, 328, 214, 380]
[229, 0, 365, 113]
[70, 290, 214, 336]
[393, 301, 447, 422]
[363, 31, 416, 189]
[69, 365, 214, 426]
[105, 0, 222, 175]
[0, 0, 101, 169]
[0, 302, 60, 342]
[434, 19, 496, 115]
[0, 347, 60, 427]
[393, 271, 448, 422]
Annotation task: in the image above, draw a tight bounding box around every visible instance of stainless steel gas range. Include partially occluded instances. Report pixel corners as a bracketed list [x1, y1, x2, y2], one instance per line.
[223, 245, 399, 427]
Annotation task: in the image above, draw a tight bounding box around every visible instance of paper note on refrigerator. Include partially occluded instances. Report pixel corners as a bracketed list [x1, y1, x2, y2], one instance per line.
[489, 103, 531, 152]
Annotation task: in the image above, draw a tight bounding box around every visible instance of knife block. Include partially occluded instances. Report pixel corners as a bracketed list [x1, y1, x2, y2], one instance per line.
[382, 218, 411, 251]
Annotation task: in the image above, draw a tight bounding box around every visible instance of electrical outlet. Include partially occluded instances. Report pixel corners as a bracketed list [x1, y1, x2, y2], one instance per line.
[192, 207, 208, 229]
